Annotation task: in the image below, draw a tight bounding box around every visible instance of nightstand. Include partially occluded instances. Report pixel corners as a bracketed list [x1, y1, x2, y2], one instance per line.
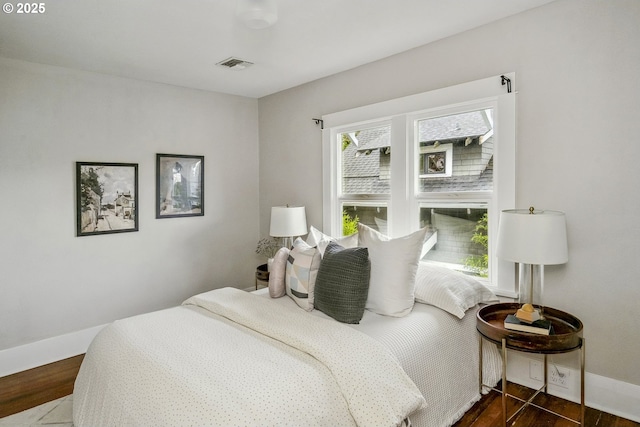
[255, 264, 269, 290]
[477, 303, 584, 427]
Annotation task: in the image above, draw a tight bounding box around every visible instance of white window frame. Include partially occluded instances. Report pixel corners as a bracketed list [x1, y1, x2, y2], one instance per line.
[322, 74, 516, 297]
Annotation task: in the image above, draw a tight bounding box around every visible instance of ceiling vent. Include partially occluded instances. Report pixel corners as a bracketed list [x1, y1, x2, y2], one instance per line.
[216, 57, 254, 70]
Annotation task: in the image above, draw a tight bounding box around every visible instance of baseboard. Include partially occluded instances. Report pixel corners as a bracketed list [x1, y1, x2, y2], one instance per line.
[506, 351, 640, 423]
[0, 324, 106, 377]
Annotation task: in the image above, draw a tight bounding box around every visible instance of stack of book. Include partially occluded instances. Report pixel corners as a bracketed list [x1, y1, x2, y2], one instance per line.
[504, 314, 554, 335]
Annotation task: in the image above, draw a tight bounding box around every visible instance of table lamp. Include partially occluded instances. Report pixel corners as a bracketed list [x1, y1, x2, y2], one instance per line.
[270, 205, 307, 249]
[496, 207, 568, 319]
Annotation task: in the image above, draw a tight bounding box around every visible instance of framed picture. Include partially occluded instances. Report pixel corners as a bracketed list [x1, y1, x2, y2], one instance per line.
[76, 162, 139, 236]
[156, 154, 204, 218]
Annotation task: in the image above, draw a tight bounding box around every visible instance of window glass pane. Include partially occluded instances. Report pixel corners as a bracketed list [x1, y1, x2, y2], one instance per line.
[342, 204, 387, 235]
[341, 125, 391, 195]
[420, 206, 488, 277]
[417, 109, 493, 193]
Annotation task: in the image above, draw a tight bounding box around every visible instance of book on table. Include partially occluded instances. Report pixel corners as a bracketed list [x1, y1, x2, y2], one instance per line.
[504, 314, 554, 335]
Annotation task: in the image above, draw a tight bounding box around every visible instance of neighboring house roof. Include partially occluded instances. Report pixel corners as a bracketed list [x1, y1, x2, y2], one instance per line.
[418, 110, 491, 143]
[342, 110, 493, 194]
[342, 127, 388, 194]
[354, 130, 390, 151]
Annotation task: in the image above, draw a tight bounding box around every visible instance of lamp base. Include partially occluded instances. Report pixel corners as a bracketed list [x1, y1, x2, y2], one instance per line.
[283, 236, 294, 249]
[518, 263, 546, 319]
[518, 264, 544, 305]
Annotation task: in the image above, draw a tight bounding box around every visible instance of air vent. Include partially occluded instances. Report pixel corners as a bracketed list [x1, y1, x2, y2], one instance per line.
[216, 57, 254, 70]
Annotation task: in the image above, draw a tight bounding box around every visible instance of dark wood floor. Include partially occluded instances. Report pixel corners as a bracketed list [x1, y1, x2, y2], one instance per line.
[0, 354, 84, 418]
[454, 382, 640, 427]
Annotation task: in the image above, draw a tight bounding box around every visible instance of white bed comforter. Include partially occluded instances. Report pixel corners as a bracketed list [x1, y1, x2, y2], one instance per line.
[73, 287, 425, 427]
[261, 290, 502, 427]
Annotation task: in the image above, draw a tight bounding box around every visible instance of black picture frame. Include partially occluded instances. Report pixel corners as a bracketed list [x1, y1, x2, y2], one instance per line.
[156, 154, 204, 219]
[76, 162, 139, 236]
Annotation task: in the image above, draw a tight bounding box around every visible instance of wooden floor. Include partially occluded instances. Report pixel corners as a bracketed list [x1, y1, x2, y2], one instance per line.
[0, 355, 84, 419]
[454, 382, 640, 427]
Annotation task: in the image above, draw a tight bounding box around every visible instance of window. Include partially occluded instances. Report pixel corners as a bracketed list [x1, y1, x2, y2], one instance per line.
[339, 123, 390, 233]
[412, 107, 494, 278]
[322, 75, 516, 296]
[419, 205, 488, 275]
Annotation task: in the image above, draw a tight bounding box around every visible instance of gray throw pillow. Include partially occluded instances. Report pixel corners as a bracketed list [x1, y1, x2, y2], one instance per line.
[314, 242, 371, 324]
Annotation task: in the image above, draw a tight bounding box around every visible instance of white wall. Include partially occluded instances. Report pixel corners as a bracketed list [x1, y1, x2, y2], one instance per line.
[0, 57, 260, 353]
[258, 0, 640, 390]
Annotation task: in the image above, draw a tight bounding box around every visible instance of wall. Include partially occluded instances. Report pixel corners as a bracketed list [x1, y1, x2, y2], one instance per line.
[0, 58, 260, 357]
[259, 0, 640, 408]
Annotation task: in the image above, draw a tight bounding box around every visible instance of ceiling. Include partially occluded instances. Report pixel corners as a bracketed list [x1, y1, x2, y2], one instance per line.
[0, 0, 555, 98]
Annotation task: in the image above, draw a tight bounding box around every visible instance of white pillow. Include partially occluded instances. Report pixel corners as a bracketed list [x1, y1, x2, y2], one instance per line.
[268, 247, 289, 298]
[306, 226, 358, 257]
[414, 262, 498, 318]
[357, 223, 427, 317]
[285, 238, 322, 311]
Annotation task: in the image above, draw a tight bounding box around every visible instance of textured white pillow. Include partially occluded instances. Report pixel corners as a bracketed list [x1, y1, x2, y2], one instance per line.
[268, 247, 290, 298]
[306, 226, 358, 257]
[357, 223, 427, 317]
[285, 238, 322, 311]
[414, 262, 498, 318]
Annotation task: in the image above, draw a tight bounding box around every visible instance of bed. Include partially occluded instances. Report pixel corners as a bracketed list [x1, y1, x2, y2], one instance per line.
[73, 225, 502, 427]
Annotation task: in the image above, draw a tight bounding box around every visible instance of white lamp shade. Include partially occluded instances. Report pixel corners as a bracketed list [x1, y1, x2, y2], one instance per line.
[496, 209, 568, 265]
[270, 206, 307, 237]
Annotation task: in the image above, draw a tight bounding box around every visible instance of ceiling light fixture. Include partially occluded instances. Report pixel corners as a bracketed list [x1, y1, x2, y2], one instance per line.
[236, 0, 278, 30]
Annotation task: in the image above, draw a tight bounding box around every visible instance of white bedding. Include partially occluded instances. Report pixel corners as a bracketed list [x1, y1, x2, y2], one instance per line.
[262, 288, 503, 427]
[73, 288, 426, 427]
[73, 287, 501, 427]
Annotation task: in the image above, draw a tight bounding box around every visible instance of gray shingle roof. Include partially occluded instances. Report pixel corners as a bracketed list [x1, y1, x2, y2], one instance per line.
[418, 110, 491, 143]
[342, 127, 390, 194]
[342, 110, 493, 194]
